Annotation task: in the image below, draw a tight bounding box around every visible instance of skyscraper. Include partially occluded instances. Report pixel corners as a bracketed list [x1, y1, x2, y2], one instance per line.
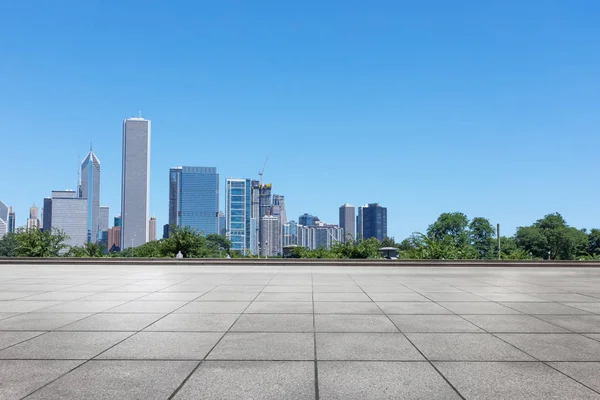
[50, 190, 87, 249]
[226, 178, 251, 254]
[42, 198, 52, 232]
[218, 211, 226, 236]
[8, 206, 16, 233]
[149, 216, 157, 241]
[121, 117, 151, 249]
[357, 203, 387, 242]
[258, 184, 272, 253]
[27, 204, 40, 230]
[272, 194, 287, 225]
[80, 148, 101, 243]
[169, 166, 219, 235]
[250, 180, 260, 254]
[260, 215, 281, 257]
[98, 206, 109, 248]
[339, 203, 356, 242]
[299, 213, 318, 226]
[0, 201, 8, 239]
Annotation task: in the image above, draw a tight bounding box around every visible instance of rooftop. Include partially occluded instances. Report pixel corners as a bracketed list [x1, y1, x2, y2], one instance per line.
[0, 262, 599, 399]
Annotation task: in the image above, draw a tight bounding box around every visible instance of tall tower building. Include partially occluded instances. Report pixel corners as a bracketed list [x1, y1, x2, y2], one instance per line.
[258, 184, 272, 252]
[80, 148, 101, 243]
[260, 215, 281, 257]
[169, 166, 219, 235]
[339, 203, 356, 242]
[98, 206, 109, 247]
[50, 190, 87, 249]
[149, 216, 157, 241]
[42, 198, 52, 232]
[250, 180, 260, 254]
[8, 206, 16, 233]
[272, 194, 287, 225]
[27, 204, 40, 230]
[357, 203, 387, 242]
[226, 178, 251, 254]
[0, 201, 8, 239]
[121, 117, 151, 249]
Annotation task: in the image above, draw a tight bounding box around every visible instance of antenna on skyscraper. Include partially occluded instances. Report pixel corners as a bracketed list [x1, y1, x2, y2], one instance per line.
[138, 110, 142, 118]
[259, 156, 269, 186]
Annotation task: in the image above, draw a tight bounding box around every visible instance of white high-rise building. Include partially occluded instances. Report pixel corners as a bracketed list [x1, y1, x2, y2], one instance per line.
[80, 148, 101, 243]
[260, 215, 281, 257]
[50, 190, 87, 250]
[121, 117, 151, 249]
[0, 201, 8, 239]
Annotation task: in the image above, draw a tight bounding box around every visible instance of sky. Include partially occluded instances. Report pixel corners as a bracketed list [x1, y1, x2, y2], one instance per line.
[1, 0, 599, 240]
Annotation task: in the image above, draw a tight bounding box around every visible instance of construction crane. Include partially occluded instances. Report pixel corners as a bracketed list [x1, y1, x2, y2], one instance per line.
[259, 156, 268, 186]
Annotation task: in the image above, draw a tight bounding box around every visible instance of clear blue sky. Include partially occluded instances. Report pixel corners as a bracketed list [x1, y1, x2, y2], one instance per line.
[1, 1, 599, 240]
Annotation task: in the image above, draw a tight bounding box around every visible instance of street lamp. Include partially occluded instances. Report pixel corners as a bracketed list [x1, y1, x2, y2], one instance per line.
[265, 240, 268, 259]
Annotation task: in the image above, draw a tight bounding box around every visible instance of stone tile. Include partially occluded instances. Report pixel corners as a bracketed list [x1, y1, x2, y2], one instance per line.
[98, 332, 222, 360]
[0, 313, 19, 321]
[390, 315, 483, 332]
[478, 293, 546, 302]
[314, 302, 382, 314]
[207, 332, 314, 360]
[315, 315, 398, 332]
[586, 334, 600, 342]
[406, 333, 534, 361]
[548, 362, 600, 393]
[498, 333, 600, 361]
[0, 331, 44, 350]
[107, 301, 187, 313]
[145, 313, 239, 332]
[38, 301, 127, 313]
[463, 315, 569, 333]
[360, 285, 416, 293]
[173, 361, 315, 400]
[316, 333, 423, 360]
[254, 292, 313, 302]
[378, 301, 452, 314]
[0, 360, 84, 399]
[0, 313, 91, 331]
[0, 331, 131, 359]
[0, 292, 42, 300]
[501, 302, 590, 314]
[261, 286, 312, 293]
[535, 315, 600, 333]
[313, 293, 371, 302]
[211, 286, 263, 293]
[26, 360, 196, 400]
[312, 285, 362, 293]
[245, 302, 313, 314]
[0, 301, 62, 313]
[535, 293, 600, 302]
[439, 302, 521, 314]
[564, 303, 600, 313]
[19, 292, 97, 301]
[176, 301, 250, 314]
[435, 361, 600, 400]
[137, 292, 204, 301]
[231, 314, 314, 332]
[58, 313, 164, 331]
[77, 292, 150, 301]
[197, 292, 258, 301]
[367, 292, 429, 302]
[423, 292, 488, 302]
[318, 361, 460, 399]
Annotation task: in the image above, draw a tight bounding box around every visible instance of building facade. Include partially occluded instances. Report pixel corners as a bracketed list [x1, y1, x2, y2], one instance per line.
[42, 198, 52, 232]
[260, 215, 281, 257]
[283, 220, 298, 247]
[297, 222, 344, 250]
[98, 206, 109, 248]
[339, 203, 356, 242]
[27, 204, 40, 230]
[80, 149, 101, 243]
[8, 206, 16, 233]
[226, 178, 251, 254]
[169, 166, 219, 235]
[121, 117, 151, 249]
[0, 201, 8, 239]
[50, 191, 87, 249]
[357, 203, 387, 242]
[299, 213, 319, 226]
[108, 227, 121, 252]
[149, 216, 157, 241]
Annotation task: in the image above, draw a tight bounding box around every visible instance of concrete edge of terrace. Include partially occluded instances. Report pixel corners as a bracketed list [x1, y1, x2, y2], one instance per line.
[1, 258, 600, 267]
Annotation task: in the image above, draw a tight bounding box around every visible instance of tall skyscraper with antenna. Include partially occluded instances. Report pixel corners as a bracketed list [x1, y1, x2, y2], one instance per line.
[121, 116, 151, 249]
[80, 146, 101, 243]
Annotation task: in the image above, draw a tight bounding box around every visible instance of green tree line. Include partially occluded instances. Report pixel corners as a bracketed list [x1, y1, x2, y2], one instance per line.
[1, 214, 599, 260]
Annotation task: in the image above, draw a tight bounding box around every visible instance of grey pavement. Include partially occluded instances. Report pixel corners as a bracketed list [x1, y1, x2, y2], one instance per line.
[0, 263, 599, 399]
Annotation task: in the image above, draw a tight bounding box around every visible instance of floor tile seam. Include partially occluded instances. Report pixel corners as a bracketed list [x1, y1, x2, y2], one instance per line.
[312, 268, 320, 400]
[542, 361, 600, 396]
[0, 331, 48, 352]
[347, 275, 466, 400]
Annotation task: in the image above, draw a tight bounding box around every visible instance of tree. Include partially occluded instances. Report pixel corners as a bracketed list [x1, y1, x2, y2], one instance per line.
[380, 237, 397, 248]
[68, 242, 106, 258]
[468, 217, 495, 259]
[587, 229, 600, 256]
[427, 212, 469, 246]
[0, 233, 18, 257]
[15, 228, 69, 257]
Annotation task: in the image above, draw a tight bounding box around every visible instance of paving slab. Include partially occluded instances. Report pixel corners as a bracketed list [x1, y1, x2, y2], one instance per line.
[548, 362, 600, 393]
[0, 331, 132, 359]
[25, 360, 196, 400]
[173, 361, 315, 399]
[144, 313, 239, 332]
[367, 292, 429, 301]
[377, 301, 451, 314]
[197, 292, 258, 301]
[316, 333, 424, 360]
[207, 332, 314, 360]
[314, 301, 382, 314]
[315, 315, 398, 332]
[434, 361, 600, 399]
[390, 315, 483, 332]
[58, 313, 165, 331]
[245, 301, 314, 314]
[0, 360, 84, 399]
[462, 315, 570, 333]
[0, 301, 62, 313]
[0, 331, 44, 350]
[318, 361, 460, 399]
[500, 302, 591, 314]
[563, 303, 600, 313]
[439, 301, 521, 314]
[535, 315, 600, 333]
[107, 300, 187, 313]
[0, 313, 91, 331]
[406, 333, 534, 361]
[231, 314, 314, 332]
[498, 333, 600, 361]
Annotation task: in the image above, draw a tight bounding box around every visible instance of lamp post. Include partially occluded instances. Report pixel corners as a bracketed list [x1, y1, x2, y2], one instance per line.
[131, 239, 134, 258]
[265, 240, 268, 259]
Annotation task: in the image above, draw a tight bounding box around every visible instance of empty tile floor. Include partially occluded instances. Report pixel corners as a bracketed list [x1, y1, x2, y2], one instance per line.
[0, 263, 599, 399]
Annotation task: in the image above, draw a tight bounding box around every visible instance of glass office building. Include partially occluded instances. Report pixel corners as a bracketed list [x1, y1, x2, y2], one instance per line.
[169, 166, 219, 235]
[81, 149, 101, 243]
[226, 178, 251, 254]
